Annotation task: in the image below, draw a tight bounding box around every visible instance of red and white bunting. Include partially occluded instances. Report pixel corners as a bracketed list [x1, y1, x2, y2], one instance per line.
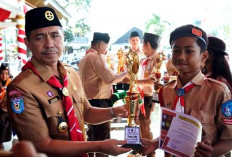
[0, 29, 3, 62]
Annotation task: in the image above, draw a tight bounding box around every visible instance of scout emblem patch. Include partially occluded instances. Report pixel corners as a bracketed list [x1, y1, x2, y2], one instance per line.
[221, 100, 232, 118]
[9, 90, 24, 114]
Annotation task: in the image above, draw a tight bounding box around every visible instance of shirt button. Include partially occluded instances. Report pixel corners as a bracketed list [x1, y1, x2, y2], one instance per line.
[58, 110, 62, 115]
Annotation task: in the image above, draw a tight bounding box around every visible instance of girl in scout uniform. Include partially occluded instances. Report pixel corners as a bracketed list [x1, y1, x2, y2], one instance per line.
[138, 24, 232, 157]
[202, 36, 232, 93]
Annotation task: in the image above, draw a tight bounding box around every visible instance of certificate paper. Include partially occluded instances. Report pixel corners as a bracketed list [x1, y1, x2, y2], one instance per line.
[159, 107, 202, 157]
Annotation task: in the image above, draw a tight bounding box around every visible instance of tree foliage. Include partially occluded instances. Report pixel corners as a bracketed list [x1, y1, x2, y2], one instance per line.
[59, 0, 92, 41]
[64, 28, 74, 42]
[75, 18, 91, 36]
[145, 14, 170, 36]
[63, 0, 92, 11]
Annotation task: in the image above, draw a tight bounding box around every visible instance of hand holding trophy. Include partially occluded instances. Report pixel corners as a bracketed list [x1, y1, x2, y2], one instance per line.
[122, 47, 142, 149]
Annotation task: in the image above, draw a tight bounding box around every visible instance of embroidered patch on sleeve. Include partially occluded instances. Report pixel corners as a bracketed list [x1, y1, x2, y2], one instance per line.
[221, 100, 232, 118]
[11, 97, 24, 114]
[9, 90, 24, 114]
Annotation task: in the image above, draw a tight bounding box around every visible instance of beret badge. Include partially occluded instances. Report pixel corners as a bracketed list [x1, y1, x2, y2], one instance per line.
[192, 28, 202, 38]
[45, 10, 54, 21]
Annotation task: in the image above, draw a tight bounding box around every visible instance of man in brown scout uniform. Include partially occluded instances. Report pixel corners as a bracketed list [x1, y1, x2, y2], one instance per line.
[138, 25, 232, 156]
[135, 33, 160, 157]
[78, 32, 128, 157]
[6, 7, 131, 157]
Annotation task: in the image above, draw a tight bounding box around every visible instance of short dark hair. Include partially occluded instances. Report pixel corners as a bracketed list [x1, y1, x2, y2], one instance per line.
[143, 33, 160, 49]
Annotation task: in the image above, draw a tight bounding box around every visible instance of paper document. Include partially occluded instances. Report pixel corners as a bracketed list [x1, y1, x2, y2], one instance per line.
[159, 107, 202, 157]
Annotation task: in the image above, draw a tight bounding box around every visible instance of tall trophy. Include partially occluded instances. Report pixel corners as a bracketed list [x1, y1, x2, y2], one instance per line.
[153, 51, 166, 102]
[123, 48, 142, 149]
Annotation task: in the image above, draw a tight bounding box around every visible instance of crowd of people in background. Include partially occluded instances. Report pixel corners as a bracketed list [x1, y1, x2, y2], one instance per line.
[0, 6, 232, 157]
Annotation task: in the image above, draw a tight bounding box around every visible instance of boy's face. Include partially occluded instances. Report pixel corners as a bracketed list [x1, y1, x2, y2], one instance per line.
[0, 70, 9, 81]
[171, 37, 207, 74]
[142, 42, 151, 57]
[129, 36, 140, 50]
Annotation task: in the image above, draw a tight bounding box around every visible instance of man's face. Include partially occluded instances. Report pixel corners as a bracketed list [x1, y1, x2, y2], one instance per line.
[129, 36, 140, 50]
[171, 37, 206, 75]
[142, 42, 152, 57]
[0, 70, 9, 81]
[98, 41, 108, 55]
[25, 26, 64, 66]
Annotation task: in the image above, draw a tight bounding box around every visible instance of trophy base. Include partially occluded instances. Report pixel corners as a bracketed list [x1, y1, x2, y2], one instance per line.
[123, 126, 142, 150]
[122, 143, 142, 150]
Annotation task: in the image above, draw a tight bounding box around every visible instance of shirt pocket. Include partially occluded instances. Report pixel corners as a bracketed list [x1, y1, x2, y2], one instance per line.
[190, 109, 215, 124]
[43, 100, 64, 136]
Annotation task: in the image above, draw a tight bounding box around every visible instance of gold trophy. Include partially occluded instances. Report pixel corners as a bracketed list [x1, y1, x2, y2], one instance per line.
[153, 51, 166, 102]
[116, 48, 125, 74]
[122, 48, 142, 149]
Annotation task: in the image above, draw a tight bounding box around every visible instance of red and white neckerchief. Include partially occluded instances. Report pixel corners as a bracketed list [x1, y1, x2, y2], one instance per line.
[140, 58, 150, 79]
[136, 58, 150, 117]
[22, 61, 87, 157]
[136, 86, 146, 116]
[173, 82, 196, 113]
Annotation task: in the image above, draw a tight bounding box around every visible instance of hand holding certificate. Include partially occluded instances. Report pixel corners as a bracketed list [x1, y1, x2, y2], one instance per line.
[159, 107, 202, 157]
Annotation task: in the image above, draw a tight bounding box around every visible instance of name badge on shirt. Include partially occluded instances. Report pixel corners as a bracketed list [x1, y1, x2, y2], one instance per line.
[48, 96, 60, 104]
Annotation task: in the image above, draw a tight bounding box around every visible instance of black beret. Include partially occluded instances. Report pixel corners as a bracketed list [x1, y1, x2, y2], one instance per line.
[130, 31, 140, 38]
[144, 33, 160, 45]
[92, 32, 110, 44]
[25, 7, 62, 33]
[0, 63, 9, 71]
[170, 24, 208, 47]
[207, 36, 227, 55]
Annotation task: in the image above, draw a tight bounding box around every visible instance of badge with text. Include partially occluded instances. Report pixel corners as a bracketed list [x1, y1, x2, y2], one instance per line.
[48, 96, 60, 104]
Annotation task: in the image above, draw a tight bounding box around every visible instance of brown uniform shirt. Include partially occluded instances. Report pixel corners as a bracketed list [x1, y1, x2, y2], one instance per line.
[140, 53, 157, 96]
[79, 48, 116, 99]
[159, 71, 232, 145]
[6, 58, 91, 142]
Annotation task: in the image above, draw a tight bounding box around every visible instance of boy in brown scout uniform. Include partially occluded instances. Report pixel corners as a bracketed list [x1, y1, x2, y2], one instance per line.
[6, 7, 131, 157]
[136, 33, 160, 157]
[79, 32, 128, 157]
[138, 24, 232, 156]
